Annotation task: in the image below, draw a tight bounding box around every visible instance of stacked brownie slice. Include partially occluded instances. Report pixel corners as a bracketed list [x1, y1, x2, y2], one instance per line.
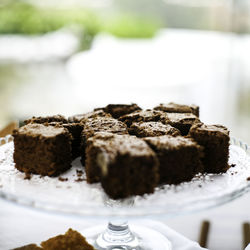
[80, 116, 128, 164]
[13, 102, 231, 200]
[86, 132, 159, 199]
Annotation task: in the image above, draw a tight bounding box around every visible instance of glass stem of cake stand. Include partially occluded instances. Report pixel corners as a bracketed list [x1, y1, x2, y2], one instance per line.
[96, 219, 139, 249]
[95, 197, 139, 250]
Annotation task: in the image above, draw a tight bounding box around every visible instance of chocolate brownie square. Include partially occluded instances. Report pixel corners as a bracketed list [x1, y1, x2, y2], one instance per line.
[102, 103, 142, 118]
[49, 123, 83, 160]
[129, 121, 181, 137]
[119, 110, 168, 127]
[80, 117, 128, 164]
[41, 229, 94, 250]
[24, 117, 83, 160]
[86, 132, 159, 199]
[68, 110, 110, 123]
[24, 115, 67, 125]
[189, 123, 230, 173]
[164, 113, 200, 136]
[154, 102, 199, 117]
[144, 135, 203, 185]
[13, 124, 72, 176]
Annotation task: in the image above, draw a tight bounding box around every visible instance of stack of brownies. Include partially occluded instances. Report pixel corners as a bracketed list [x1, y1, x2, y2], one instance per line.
[13, 103, 230, 199]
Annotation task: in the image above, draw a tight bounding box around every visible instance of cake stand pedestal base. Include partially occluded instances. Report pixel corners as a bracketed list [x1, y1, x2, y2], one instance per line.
[82, 223, 172, 250]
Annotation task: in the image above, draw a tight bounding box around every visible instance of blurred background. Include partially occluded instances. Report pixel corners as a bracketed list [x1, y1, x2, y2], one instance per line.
[0, 0, 250, 144]
[0, 0, 250, 249]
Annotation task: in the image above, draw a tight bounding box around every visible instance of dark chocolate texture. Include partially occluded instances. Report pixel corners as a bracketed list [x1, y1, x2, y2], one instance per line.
[154, 102, 199, 117]
[24, 115, 67, 125]
[129, 121, 181, 137]
[13, 124, 72, 176]
[85, 132, 159, 199]
[68, 110, 110, 123]
[102, 103, 142, 118]
[144, 135, 204, 185]
[165, 112, 200, 136]
[80, 117, 128, 164]
[119, 109, 168, 127]
[189, 123, 230, 173]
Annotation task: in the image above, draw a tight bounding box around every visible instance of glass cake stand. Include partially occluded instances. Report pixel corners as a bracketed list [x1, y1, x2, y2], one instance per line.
[0, 135, 250, 250]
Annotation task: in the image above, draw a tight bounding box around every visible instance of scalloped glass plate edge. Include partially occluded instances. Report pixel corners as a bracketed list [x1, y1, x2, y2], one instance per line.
[0, 135, 250, 218]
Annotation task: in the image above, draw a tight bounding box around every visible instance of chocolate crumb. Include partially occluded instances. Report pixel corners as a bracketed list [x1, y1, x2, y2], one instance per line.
[24, 172, 31, 180]
[198, 184, 202, 188]
[231, 164, 236, 168]
[58, 177, 68, 182]
[247, 177, 250, 181]
[75, 177, 85, 182]
[76, 169, 83, 177]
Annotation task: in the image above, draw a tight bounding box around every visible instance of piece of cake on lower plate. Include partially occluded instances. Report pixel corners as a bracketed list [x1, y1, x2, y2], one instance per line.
[41, 228, 95, 250]
[164, 112, 200, 136]
[13, 244, 42, 250]
[129, 121, 181, 137]
[154, 102, 199, 117]
[119, 109, 168, 127]
[189, 123, 230, 173]
[144, 135, 204, 185]
[85, 132, 159, 199]
[13, 123, 72, 176]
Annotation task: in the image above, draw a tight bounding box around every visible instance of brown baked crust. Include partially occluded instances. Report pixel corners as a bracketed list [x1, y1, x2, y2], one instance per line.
[129, 121, 181, 137]
[103, 103, 142, 118]
[154, 102, 199, 117]
[23, 114, 84, 159]
[189, 123, 230, 173]
[41, 228, 95, 250]
[13, 124, 72, 176]
[86, 132, 159, 199]
[24, 115, 67, 125]
[164, 112, 200, 136]
[144, 135, 204, 185]
[119, 109, 168, 127]
[68, 110, 110, 123]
